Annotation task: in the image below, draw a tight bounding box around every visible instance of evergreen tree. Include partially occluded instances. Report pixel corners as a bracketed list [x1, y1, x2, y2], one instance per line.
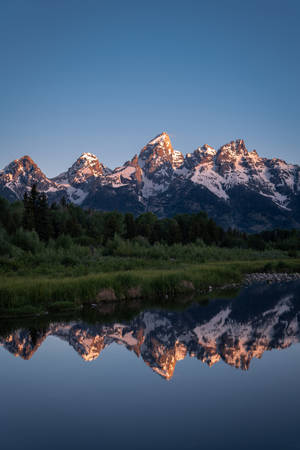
[23, 189, 35, 230]
[136, 212, 157, 239]
[103, 211, 124, 242]
[36, 192, 51, 241]
[124, 213, 136, 239]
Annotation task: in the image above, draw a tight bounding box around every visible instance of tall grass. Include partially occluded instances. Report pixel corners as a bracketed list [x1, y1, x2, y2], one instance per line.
[1, 259, 299, 317]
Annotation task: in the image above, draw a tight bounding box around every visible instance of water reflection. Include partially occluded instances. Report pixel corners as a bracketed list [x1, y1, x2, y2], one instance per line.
[1, 281, 300, 379]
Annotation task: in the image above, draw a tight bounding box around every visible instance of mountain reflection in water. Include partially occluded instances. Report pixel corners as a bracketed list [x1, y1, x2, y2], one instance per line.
[1, 281, 300, 380]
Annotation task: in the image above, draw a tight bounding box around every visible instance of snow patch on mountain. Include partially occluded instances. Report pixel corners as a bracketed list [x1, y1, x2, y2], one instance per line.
[105, 165, 137, 187]
[191, 166, 229, 200]
[141, 176, 168, 198]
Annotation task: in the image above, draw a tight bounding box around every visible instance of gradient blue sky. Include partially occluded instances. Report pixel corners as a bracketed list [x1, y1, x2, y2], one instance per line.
[0, 0, 299, 177]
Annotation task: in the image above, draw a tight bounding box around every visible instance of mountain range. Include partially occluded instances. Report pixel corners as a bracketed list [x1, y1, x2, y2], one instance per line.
[1, 281, 300, 379]
[1, 132, 299, 232]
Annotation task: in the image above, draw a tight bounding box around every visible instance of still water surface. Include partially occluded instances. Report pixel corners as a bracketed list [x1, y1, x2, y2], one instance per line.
[1, 281, 300, 450]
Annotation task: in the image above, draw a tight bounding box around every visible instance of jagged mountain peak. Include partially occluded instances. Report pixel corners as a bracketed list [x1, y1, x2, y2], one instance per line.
[202, 144, 217, 153]
[2, 155, 48, 184]
[77, 152, 99, 163]
[217, 139, 248, 157]
[188, 140, 250, 164]
[72, 152, 102, 170]
[139, 132, 173, 159]
[214, 139, 254, 175]
[54, 152, 110, 188]
[194, 144, 217, 159]
[4, 155, 39, 172]
[0, 155, 54, 201]
[139, 132, 184, 172]
[48, 152, 112, 205]
[147, 131, 171, 146]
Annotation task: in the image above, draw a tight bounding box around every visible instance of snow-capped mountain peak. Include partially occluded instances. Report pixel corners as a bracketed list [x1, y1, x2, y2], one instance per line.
[186, 145, 217, 167]
[67, 153, 107, 183]
[54, 152, 111, 185]
[4, 155, 42, 176]
[50, 152, 112, 205]
[147, 131, 170, 146]
[199, 144, 217, 156]
[79, 152, 98, 162]
[139, 132, 184, 171]
[0, 155, 55, 200]
[219, 139, 247, 155]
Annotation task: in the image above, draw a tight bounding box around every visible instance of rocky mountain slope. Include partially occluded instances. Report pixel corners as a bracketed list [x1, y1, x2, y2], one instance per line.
[1, 132, 299, 231]
[1, 281, 300, 379]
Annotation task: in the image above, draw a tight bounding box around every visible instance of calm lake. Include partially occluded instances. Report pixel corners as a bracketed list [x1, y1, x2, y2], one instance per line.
[1, 281, 300, 450]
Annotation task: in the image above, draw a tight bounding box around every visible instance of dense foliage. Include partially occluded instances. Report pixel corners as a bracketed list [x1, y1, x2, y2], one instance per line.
[0, 186, 299, 260]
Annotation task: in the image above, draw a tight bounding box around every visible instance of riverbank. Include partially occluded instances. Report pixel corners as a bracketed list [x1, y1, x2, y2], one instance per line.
[1, 258, 300, 318]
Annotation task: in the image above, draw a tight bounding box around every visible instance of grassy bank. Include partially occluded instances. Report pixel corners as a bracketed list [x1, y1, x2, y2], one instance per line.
[1, 258, 299, 317]
[0, 242, 289, 278]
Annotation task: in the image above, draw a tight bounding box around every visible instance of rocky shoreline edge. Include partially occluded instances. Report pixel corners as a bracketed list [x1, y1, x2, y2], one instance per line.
[93, 272, 300, 304]
[243, 272, 300, 286]
[203, 272, 300, 295]
[86, 272, 300, 317]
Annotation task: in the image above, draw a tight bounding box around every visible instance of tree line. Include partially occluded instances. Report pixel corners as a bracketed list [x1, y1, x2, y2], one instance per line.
[0, 185, 299, 253]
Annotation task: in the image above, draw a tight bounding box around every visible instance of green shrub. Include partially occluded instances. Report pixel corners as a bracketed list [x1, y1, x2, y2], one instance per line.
[55, 234, 73, 250]
[73, 235, 96, 246]
[61, 255, 77, 267]
[276, 260, 288, 271]
[11, 229, 41, 253]
[0, 228, 13, 256]
[132, 236, 151, 248]
[263, 262, 273, 272]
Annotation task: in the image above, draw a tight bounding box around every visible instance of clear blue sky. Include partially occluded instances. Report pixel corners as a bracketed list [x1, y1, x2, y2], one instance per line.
[0, 0, 299, 176]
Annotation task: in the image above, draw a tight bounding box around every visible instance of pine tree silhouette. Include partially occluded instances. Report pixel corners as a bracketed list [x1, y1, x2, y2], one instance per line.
[23, 185, 51, 240]
[36, 192, 51, 241]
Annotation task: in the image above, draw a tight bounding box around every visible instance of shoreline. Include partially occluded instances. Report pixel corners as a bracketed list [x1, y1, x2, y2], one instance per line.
[243, 272, 300, 285]
[0, 261, 300, 319]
